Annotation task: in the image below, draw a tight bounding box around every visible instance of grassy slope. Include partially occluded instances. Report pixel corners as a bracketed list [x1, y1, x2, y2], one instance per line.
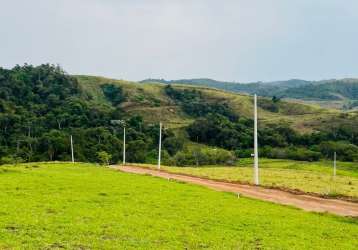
[76, 75, 348, 133]
[0, 163, 357, 249]
[76, 75, 193, 128]
[135, 158, 358, 199]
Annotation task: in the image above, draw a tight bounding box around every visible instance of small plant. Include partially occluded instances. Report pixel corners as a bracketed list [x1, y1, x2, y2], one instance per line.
[97, 151, 112, 166]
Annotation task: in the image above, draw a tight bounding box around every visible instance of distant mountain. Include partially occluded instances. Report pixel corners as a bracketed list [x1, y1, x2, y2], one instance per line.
[281, 79, 358, 101]
[140, 78, 311, 96]
[141, 78, 358, 104]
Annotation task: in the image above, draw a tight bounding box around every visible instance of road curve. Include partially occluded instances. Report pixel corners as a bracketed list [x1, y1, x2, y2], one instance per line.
[114, 165, 358, 217]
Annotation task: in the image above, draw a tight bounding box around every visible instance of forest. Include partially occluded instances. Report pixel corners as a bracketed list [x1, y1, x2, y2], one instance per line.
[1, 65, 358, 166]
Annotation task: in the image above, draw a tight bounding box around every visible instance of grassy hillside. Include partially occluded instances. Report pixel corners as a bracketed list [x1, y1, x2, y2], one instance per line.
[0, 162, 357, 249]
[76, 75, 342, 133]
[77, 74, 358, 136]
[141, 78, 358, 110]
[76, 75, 191, 128]
[140, 78, 312, 97]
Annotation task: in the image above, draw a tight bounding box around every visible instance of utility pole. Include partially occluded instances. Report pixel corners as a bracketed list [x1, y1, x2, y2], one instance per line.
[70, 135, 74, 163]
[123, 126, 126, 165]
[333, 152, 337, 178]
[254, 94, 259, 185]
[158, 122, 162, 170]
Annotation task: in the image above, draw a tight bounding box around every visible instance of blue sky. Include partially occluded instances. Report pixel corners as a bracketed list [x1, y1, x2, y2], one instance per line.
[1, 0, 357, 82]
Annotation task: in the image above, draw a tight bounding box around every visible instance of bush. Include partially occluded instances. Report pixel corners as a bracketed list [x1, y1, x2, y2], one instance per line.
[287, 148, 321, 161]
[101, 84, 125, 105]
[318, 141, 358, 162]
[261, 146, 321, 161]
[172, 147, 236, 167]
[97, 151, 112, 165]
[0, 155, 24, 165]
[145, 149, 171, 165]
[235, 149, 253, 158]
[0, 156, 15, 165]
[127, 140, 148, 163]
[258, 98, 279, 113]
[163, 137, 184, 156]
[173, 151, 196, 167]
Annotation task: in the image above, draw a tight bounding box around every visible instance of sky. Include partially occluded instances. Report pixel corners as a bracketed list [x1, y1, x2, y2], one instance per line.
[1, 0, 358, 82]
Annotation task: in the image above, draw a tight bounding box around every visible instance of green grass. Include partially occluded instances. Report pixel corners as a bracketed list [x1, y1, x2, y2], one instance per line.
[0, 162, 357, 249]
[136, 158, 358, 199]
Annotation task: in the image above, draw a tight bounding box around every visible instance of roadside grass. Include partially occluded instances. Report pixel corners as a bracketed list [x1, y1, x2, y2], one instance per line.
[0, 162, 357, 249]
[134, 158, 358, 199]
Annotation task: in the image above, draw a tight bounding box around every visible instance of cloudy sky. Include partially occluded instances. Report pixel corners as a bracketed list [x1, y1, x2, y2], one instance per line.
[1, 0, 357, 82]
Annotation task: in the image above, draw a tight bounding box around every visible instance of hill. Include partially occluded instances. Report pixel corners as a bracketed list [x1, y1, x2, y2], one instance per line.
[141, 78, 358, 109]
[1, 64, 358, 165]
[140, 78, 311, 97]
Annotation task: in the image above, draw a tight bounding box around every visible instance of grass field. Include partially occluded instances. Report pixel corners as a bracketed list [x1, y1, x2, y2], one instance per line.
[0, 162, 357, 249]
[135, 158, 358, 199]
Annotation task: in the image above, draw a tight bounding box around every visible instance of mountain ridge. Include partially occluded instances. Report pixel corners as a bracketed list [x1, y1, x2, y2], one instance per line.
[140, 78, 358, 108]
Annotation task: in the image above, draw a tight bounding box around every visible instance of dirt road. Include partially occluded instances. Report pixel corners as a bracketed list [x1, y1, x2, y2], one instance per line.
[114, 165, 358, 217]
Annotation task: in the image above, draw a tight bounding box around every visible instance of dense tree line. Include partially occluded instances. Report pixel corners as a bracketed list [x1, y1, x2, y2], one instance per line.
[1, 65, 358, 166]
[186, 116, 358, 162]
[165, 85, 358, 162]
[0, 65, 181, 164]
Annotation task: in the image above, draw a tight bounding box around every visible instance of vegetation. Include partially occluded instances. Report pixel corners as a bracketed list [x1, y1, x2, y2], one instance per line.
[163, 86, 358, 162]
[169, 146, 236, 167]
[282, 80, 358, 101]
[97, 151, 112, 165]
[0, 162, 357, 249]
[143, 78, 358, 105]
[135, 158, 358, 198]
[1, 64, 358, 166]
[0, 65, 179, 164]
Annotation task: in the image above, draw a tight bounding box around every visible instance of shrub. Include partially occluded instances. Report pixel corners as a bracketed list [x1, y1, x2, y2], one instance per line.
[0, 155, 24, 165]
[235, 149, 253, 158]
[145, 149, 171, 165]
[101, 84, 125, 105]
[97, 151, 112, 165]
[261, 146, 321, 161]
[172, 147, 236, 167]
[287, 147, 321, 161]
[127, 140, 148, 163]
[163, 137, 184, 156]
[173, 151, 196, 167]
[318, 141, 358, 162]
